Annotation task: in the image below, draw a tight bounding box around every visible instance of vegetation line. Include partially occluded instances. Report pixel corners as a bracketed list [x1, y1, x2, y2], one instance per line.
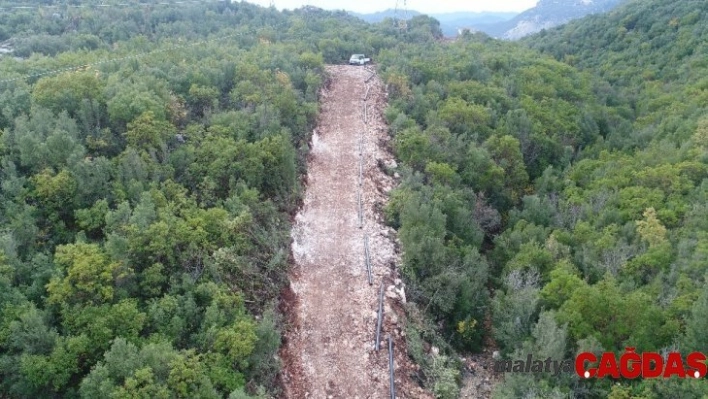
[0, 30, 253, 83]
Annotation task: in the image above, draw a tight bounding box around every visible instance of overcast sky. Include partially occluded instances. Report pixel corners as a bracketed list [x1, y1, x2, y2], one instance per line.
[241, 0, 539, 14]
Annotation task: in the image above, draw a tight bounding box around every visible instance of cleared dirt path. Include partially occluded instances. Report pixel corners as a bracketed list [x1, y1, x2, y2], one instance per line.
[280, 65, 431, 399]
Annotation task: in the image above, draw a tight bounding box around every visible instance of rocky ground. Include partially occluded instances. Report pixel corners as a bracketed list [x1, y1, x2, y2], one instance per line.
[279, 65, 433, 399]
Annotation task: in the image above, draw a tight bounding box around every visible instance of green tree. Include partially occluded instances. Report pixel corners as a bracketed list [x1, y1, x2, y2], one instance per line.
[187, 84, 219, 118]
[79, 338, 221, 399]
[484, 135, 529, 204]
[125, 111, 176, 152]
[437, 97, 490, 135]
[46, 243, 130, 306]
[683, 283, 708, 354]
[32, 72, 104, 118]
[107, 86, 167, 129]
[635, 207, 667, 247]
[492, 269, 540, 353]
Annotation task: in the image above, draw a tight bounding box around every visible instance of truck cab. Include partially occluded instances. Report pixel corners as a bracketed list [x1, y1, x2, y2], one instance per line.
[349, 54, 371, 65]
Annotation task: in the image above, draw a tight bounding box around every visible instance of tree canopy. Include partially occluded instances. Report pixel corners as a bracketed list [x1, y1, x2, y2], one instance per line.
[1, 0, 707, 398]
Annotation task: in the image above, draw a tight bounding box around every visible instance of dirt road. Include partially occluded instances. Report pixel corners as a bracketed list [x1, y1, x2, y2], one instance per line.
[280, 65, 431, 399]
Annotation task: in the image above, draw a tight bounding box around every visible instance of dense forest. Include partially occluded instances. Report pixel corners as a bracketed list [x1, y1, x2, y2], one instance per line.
[1, 0, 707, 398]
[375, 0, 708, 397]
[0, 2, 416, 397]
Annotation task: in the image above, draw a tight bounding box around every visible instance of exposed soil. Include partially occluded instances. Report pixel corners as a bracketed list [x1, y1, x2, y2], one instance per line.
[278, 65, 433, 399]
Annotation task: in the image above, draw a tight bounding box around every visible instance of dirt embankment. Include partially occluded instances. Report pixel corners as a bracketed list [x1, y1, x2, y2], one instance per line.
[278, 65, 432, 399]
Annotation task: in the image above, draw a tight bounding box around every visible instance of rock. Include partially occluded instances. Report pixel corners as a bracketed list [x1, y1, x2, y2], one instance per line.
[397, 286, 406, 304]
[432, 346, 439, 356]
[393, 172, 400, 179]
[492, 350, 501, 360]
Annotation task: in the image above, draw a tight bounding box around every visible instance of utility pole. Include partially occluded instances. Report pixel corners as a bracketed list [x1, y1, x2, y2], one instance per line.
[393, 0, 408, 31]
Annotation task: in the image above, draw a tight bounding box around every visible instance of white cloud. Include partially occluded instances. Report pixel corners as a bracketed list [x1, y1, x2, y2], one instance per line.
[240, 0, 539, 14]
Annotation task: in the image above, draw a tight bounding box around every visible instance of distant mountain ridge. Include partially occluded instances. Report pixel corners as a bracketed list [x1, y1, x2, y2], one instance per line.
[475, 0, 625, 39]
[349, 0, 623, 39]
[349, 9, 518, 37]
[349, 8, 420, 22]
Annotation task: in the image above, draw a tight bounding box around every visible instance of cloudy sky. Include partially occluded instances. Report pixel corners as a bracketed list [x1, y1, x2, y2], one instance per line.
[241, 0, 539, 14]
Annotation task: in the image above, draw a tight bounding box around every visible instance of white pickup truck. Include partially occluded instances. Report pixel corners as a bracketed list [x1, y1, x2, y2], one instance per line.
[349, 54, 371, 65]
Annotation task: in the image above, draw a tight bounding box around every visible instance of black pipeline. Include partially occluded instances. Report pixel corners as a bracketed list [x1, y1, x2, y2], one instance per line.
[388, 335, 396, 399]
[375, 282, 384, 351]
[364, 235, 372, 285]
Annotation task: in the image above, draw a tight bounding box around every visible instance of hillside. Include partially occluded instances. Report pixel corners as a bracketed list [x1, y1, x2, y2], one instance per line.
[477, 0, 624, 39]
[525, 0, 708, 148]
[0, 1, 707, 398]
[375, 0, 708, 397]
[0, 4, 441, 398]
